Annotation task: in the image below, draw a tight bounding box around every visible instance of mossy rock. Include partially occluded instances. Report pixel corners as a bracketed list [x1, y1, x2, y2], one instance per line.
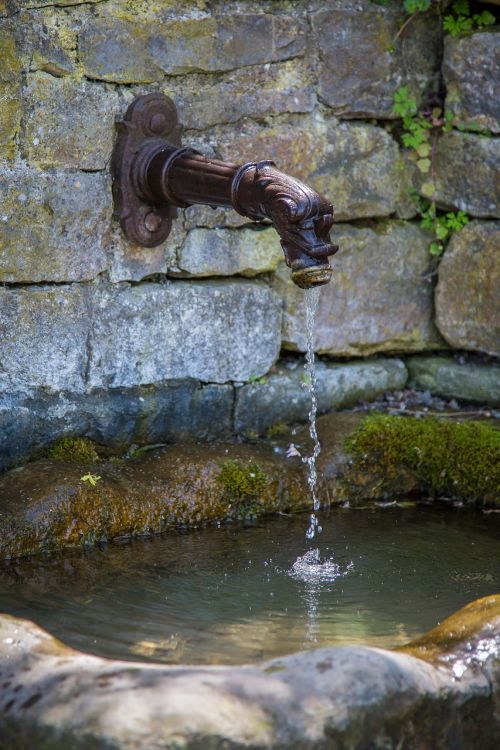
[0, 443, 309, 559]
[345, 414, 500, 506]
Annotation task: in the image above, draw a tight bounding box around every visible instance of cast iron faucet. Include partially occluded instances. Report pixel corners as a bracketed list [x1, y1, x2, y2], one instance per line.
[112, 93, 338, 288]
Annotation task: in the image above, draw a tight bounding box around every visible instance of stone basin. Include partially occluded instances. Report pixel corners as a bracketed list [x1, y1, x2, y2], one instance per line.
[0, 595, 499, 749]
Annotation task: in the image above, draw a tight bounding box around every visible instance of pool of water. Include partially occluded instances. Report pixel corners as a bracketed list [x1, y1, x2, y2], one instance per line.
[0, 504, 498, 665]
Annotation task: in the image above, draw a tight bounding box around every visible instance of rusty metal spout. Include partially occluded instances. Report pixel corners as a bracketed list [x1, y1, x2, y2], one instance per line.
[112, 94, 338, 288]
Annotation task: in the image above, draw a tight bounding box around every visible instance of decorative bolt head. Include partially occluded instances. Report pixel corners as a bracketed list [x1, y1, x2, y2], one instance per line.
[149, 113, 167, 134]
[144, 212, 162, 233]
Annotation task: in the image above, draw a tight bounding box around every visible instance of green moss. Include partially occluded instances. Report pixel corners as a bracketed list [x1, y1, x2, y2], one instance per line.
[266, 422, 290, 439]
[47, 437, 99, 463]
[345, 415, 500, 506]
[218, 460, 268, 518]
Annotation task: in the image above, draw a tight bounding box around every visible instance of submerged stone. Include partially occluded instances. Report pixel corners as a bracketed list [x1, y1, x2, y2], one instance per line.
[0, 594, 498, 749]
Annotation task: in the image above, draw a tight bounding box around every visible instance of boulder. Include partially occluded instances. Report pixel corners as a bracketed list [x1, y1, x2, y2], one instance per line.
[273, 222, 444, 356]
[311, 0, 442, 119]
[0, 595, 498, 748]
[443, 31, 500, 134]
[407, 355, 500, 405]
[435, 221, 500, 355]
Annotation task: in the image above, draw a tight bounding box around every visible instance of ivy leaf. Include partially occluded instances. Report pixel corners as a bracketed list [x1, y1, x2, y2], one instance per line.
[421, 182, 436, 198]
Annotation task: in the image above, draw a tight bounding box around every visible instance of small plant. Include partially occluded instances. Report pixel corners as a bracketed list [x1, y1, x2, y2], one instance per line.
[248, 374, 267, 386]
[393, 87, 470, 256]
[414, 194, 469, 256]
[404, 0, 431, 12]
[80, 473, 101, 486]
[443, 0, 495, 36]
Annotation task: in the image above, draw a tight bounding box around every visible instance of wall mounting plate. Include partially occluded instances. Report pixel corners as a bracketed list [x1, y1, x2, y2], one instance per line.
[111, 93, 182, 247]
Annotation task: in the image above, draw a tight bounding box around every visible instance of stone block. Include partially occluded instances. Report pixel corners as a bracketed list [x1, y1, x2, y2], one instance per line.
[79, 18, 163, 83]
[0, 166, 108, 282]
[17, 8, 77, 77]
[311, 121, 409, 220]
[0, 286, 90, 393]
[173, 226, 282, 278]
[107, 216, 183, 284]
[431, 131, 500, 218]
[80, 13, 305, 82]
[22, 73, 121, 169]
[443, 32, 500, 134]
[169, 60, 315, 130]
[235, 358, 408, 436]
[215, 117, 407, 221]
[0, 381, 234, 471]
[311, 0, 441, 119]
[87, 280, 281, 387]
[435, 221, 500, 356]
[406, 356, 500, 406]
[273, 222, 443, 356]
[0, 22, 21, 160]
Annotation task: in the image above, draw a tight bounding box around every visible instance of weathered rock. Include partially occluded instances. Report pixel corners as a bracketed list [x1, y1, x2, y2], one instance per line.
[0, 280, 281, 392]
[406, 356, 500, 406]
[86, 280, 281, 386]
[0, 381, 234, 471]
[0, 443, 309, 558]
[444, 31, 500, 134]
[0, 596, 498, 748]
[0, 22, 21, 160]
[216, 117, 410, 221]
[0, 285, 90, 393]
[173, 226, 282, 278]
[22, 73, 121, 169]
[435, 221, 500, 355]
[16, 7, 77, 77]
[312, 0, 442, 119]
[169, 60, 315, 130]
[430, 131, 500, 217]
[235, 358, 408, 436]
[0, 166, 108, 282]
[80, 13, 306, 81]
[107, 217, 182, 283]
[274, 222, 444, 356]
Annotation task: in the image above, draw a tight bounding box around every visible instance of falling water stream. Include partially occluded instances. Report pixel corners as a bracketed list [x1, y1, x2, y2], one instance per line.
[303, 287, 322, 541]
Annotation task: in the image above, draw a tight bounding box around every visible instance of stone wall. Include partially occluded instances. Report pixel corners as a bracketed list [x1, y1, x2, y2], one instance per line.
[0, 0, 499, 469]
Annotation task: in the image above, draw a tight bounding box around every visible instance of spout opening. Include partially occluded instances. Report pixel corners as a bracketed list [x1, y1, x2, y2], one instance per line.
[291, 265, 332, 289]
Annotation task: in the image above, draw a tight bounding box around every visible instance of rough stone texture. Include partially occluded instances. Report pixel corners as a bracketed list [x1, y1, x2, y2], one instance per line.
[80, 13, 306, 81]
[173, 226, 282, 278]
[0, 285, 90, 393]
[0, 22, 20, 160]
[274, 222, 444, 356]
[0, 166, 107, 282]
[0, 382, 234, 472]
[0, 280, 281, 394]
[431, 131, 500, 218]
[86, 280, 281, 387]
[444, 31, 500, 134]
[235, 358, 408, 436]
[312, 0, 442, 119]
[16, 7, 77, 77]
[435, 221, 500, 356]
[0, 596, 498, 748]
[406, 356, 500, 406]
[216, 117, 410, 221]
[22, 73, 121, 170]
[169, 60, 315, 130]
[0, 443, 309, 558]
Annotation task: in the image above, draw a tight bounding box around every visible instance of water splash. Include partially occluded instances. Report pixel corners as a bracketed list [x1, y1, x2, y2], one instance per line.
[303, 287, 321, 539]
[289, 548, 353, 584]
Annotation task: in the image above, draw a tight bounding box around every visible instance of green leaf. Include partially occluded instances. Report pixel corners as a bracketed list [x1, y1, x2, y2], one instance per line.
[417, 158, 431, 173]
[416, 142, 431, 158]
[435, 223, 449, 240]
[453, 0, 470, 15]
[421, 181, 436, 198]
[474, 10, 495, 27]
[429, 242, 443, 256]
